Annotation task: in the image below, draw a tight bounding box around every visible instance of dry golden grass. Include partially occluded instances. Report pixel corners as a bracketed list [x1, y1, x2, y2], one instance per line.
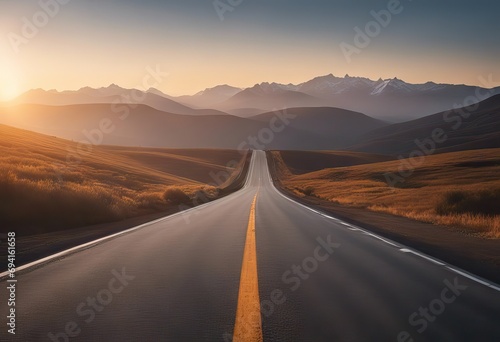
[276, 149, 500, 238]
[278, 150, 394, 174]
[0, 124, 244, 235]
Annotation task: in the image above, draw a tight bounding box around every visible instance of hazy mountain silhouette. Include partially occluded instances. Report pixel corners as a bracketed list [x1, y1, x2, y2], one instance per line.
[251, 107, 387, 149]
[0, 104, 386, 150]
[303, 75, 500, 122]
[13, 75, 500, 122]
[0, 104, 260, 148]
[175, 85, 242, 108]
[217, 84, 325, 113]
[6, 78, 498, 151]
[176, 75, 500, 121]
[349, 94, 500, 155]
[13, 86, 229, 117]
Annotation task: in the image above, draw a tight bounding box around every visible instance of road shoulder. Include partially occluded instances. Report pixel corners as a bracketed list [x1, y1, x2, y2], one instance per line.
[266, 151, 500, 284]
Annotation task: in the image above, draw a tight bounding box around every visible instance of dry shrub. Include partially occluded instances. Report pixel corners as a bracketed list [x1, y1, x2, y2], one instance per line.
[0, 171, 124, 233]
[163, 187, 191, 205]
[192, 188, 216, 205]
[302, 186, 316, 196]
[277, 148, 500, 238]
[136, 192, 167, 211]
[436, 189, 500, 216]
[0, 124, 248, 235]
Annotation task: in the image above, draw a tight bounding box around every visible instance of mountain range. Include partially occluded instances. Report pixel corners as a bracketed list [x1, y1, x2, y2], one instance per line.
[0, 104, 386, 150]
[10, 74, 500, 122]
[210, 75, 500, 121]
[1, 74, 499, 154]
[1, 93, 499, 154]
[12, 85, 228, 117]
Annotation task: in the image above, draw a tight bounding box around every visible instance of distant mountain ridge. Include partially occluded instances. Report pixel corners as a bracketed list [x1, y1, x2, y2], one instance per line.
[349, 94, 500, 155]
[0, 103, 386, 150]
[13, 85, 228, 117]
[11, 74, 500, 121]
[1, 95, 498, 152]
[213, 74, 500, 121]
[175, 85, 242, 108]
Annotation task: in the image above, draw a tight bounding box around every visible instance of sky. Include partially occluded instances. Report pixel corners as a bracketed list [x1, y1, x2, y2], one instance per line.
[1, 0, 499, 100]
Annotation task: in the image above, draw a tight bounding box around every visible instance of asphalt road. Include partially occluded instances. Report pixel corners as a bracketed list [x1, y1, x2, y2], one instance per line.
[2, 151, 499, 341]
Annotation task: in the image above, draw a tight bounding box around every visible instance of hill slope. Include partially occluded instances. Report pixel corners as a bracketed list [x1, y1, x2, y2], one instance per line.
[0, 103, 263, 148]
[0, 124, 246, 234]
[273, 148, 500, 237]
[251, 107, 388, 149]
[275, 150, 394, 175]
[349, 94, 500, 155]
[0, 104, 387, 150]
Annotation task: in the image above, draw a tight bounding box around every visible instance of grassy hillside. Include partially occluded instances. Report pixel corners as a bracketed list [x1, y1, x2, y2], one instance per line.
[0, 124, 246, 235]
[277, 150, 394, 175]
[272, 149, 500, 238]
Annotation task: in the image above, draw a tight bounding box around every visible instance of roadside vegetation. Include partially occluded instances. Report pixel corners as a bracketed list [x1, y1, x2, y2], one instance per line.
[436, 189, 500, 217]
[0, 124, 244, 235]
[272, 149, 500, 238]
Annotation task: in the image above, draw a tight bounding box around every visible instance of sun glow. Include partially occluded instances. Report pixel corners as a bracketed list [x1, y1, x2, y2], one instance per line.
[0, 56, 21, 101]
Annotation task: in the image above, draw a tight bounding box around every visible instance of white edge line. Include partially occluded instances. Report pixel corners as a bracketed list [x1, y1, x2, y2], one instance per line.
[0, 151, 257, 279]
[363, 232, 400, 247]
[264, 153, 500, 292]
[0, 196, 217, 279]
[399, 248, 445, 266]
[270, 180, 400, 248]
[445, 266, 500, 292]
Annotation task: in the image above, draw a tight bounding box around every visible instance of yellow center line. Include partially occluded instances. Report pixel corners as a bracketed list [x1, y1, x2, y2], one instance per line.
[233, 194, 263, 342]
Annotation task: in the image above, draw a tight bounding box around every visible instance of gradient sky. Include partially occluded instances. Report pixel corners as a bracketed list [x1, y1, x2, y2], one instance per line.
[1, 0, 499, 100]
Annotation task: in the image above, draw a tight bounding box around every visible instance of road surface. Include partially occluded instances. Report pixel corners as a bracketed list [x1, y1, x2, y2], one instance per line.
[1, 151, 499, 341]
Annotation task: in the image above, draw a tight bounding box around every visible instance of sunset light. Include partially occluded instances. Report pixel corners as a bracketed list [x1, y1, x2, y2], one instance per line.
[1, 1, 499, 341]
